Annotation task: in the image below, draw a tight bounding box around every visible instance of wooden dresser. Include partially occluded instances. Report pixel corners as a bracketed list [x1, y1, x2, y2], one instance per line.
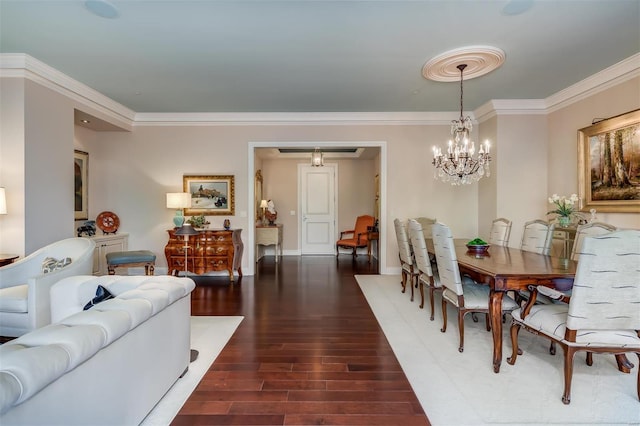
[165, 228, 243, 281]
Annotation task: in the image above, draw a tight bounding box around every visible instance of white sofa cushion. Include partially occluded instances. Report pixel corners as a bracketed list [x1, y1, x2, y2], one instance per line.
[87, 298, 154, 330]
[10, 324, 106, 371]
[59, 309, 132, 346]
[0, 285, 28, 313]
[0, 344, 71, 410]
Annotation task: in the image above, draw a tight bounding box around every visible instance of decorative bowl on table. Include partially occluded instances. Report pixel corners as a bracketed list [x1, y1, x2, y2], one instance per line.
[466, 238, 490, 254]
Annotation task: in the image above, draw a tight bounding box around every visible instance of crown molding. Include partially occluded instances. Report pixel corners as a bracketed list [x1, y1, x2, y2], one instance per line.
[133, 111, 456, 126]
[474, 99, 547, 122]
[0, 53, 135, 127]
[544, 52, 640, 113]
[2, 52, 638, 126]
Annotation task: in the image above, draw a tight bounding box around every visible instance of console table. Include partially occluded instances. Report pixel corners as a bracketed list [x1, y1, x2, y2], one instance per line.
[256, 224, 283, 263]
[165, 228, 243, 281]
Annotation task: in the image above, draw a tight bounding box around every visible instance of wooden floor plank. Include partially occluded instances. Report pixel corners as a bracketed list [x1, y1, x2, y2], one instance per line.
[173, 256, 430, 425]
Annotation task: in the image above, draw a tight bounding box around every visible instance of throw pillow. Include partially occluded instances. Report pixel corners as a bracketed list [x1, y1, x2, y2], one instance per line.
[41, 257, 72, 274]
[83, 285, 115, 311]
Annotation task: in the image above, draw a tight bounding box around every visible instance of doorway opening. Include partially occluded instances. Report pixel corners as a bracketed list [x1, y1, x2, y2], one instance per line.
[247, 141, 387, 276]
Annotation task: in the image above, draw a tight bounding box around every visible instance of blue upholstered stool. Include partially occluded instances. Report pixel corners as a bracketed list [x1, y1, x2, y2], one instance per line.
[106, 250, 156, 275]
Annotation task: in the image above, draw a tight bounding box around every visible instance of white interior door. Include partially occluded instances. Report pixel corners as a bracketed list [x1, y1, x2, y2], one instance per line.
[299, 164, 336, 254]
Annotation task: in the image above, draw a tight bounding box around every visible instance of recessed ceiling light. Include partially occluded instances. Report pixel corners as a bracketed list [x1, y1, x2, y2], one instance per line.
[81, 119, 91, 124]
[502, 0, 534, 16]
[85, 0, 119, 19]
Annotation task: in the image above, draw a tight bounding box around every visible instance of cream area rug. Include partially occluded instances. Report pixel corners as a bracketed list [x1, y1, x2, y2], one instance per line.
[140, 316, 243, 426]
[356, 275, 640, 426]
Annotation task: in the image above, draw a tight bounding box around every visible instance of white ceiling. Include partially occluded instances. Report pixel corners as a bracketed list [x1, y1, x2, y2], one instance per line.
[1, 0, 638, 114]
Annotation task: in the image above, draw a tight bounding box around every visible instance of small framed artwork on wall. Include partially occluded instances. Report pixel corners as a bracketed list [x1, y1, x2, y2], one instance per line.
[74, 150, 89, 220]
[183, 175, 235, 216]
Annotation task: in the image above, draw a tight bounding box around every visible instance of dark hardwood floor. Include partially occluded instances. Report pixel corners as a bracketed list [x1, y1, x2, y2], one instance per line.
[172, 255, 430, 426]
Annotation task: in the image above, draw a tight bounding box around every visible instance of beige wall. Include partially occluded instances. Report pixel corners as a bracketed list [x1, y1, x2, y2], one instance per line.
[495, 114, 549, 247]
[0, 78, 26, 255]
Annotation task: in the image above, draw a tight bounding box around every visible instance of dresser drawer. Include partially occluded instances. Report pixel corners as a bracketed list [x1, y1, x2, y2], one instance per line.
[195, 257, 228, 271]
[203, 245, 230, 256]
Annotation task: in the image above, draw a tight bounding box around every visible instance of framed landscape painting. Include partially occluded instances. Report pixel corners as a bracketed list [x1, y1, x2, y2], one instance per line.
[183, 175, 235, 216]
[578, 109, 640, 213]
[74, 150, 88, 220]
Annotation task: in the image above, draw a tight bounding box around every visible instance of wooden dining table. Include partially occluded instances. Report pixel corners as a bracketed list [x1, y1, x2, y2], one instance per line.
[426, 238, 577, 373]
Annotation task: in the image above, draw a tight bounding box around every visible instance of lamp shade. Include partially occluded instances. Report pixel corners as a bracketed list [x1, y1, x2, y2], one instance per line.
[174, 223, 200, 236]
[166, 192, 192, 209]
[260, 199, 268, 208]
[0, 187, 6, 214]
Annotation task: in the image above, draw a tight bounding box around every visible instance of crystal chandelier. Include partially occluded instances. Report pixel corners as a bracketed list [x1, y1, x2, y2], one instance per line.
[432, 64, 491, 185]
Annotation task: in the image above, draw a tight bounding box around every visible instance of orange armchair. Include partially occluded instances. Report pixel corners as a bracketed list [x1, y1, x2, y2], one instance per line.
[336, 215, 375, 257]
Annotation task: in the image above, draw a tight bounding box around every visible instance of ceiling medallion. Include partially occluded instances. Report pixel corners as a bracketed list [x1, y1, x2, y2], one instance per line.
[422, 46, 505, 82]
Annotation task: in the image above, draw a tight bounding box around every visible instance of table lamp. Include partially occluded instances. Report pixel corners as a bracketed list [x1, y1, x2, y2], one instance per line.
[166, 192, 192, 227]
[174, 224, 200, 276]
[260, 199, 268, 225]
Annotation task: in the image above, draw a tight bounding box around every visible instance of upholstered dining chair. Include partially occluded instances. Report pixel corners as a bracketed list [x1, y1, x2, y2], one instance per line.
[488, 218, 512, 247]
[432, 222, 518, 352]
[520, 219, 555, 255]
[548, 221, 623, 366]
[408, 219, 441, 318]
[413, 217, 436, 238]
[507, 229, 640, 405]
[393, 218, 419, 302]
[336, 214, 375, 257]
[570, 221, 617, 262]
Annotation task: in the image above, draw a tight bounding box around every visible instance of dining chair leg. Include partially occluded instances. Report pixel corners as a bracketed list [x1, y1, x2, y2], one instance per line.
[562, 346, 577, 405]
[507, 322, 521, 365]
[457, 311, 465, 352]
[586, 352, 593, 366]
[409, 273, 415, 302]
[418, 281, 425, 309]
[615, 354, 634, 373]
[440, 299, 448, 333]
[428, 288, 435, 320]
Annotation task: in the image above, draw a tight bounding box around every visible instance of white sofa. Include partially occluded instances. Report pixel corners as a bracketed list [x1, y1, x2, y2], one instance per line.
[0, 275, 196, 425]
[0, 237, 95, 337]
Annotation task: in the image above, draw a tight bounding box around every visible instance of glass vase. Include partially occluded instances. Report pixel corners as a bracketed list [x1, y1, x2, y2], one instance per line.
[558, 216, 571, 227]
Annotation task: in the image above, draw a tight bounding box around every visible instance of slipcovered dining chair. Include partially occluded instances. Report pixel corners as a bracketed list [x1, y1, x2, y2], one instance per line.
[570, 221, 617, 262]
[507, 229, 640, 404]
[413, 217, 436, 238]
[488, 218, 512, 247]
[520, 219, 555, 255]
[516, 219, 556, 305]
[336, 214, 375, 257]
[393, 218, 418, 302]
[408, 219, 441, 318]
[432, 222, 518, 352]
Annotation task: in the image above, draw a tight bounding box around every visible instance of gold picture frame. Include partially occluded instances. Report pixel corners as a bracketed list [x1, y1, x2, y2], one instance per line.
[74, 150, 89, 220]
[578, 109, 640, 213]
[183, 175, 235, 216]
